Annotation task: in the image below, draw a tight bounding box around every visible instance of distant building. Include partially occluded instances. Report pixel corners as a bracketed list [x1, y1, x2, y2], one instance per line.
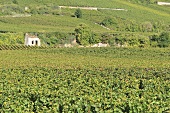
[25, 33, 41, 46]
[25, 7, 29, 11]
[157, 2, 170, 5]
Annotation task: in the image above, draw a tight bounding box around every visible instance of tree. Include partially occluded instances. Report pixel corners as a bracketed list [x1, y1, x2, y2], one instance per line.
[157, 32, 170, 48]
[141, 21, 153, 32]
[101, 18, 114, 26]
[74, 9, 82, 18]
[75, 23, 97, 46]
[13, 0, 18, 4]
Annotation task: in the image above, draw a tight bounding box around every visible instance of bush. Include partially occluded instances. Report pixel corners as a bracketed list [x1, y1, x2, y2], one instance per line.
[13, 0, 18, 4]
[101, 18, 114, 26]
[157, 32, 170, 48]
[150, 32, 170, 48]
[101, 33, 113, 44]
[75, 23, 97, 46]
[30, 9, 38, 15]
[0, 33, 24, 45]
[141, 21, 153, 32]
[74, 9, 82, 18]
[38, 32, 69, 46]
[1, 5, 24, 15]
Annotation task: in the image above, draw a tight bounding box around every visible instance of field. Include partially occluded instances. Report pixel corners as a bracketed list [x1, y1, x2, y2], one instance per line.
[0, 0, 170, 112]
[0, 15, 108, 33]
[0, 0, 169, 33]
[0, 47, 170, 112]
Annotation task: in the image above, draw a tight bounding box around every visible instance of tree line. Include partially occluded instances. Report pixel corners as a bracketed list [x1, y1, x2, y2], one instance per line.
[0, 28, 169, 48]
[74, 23, 170, 48]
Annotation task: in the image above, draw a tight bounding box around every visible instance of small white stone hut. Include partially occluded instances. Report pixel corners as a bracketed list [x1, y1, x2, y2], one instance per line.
[25, 33, 41, 46]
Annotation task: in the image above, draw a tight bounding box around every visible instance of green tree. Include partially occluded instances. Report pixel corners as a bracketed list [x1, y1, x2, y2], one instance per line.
[141, 21, 153, 32]
[13, 0, 18, 4]
[149, 34, 159, 47]
[75, 23, 95, 46]
[75, 9, 82, 18]
[158, 32, 170, 48]
[101, 18, 114, 26]
[30, 8, 38, 15]
[101, 33, 114, 44]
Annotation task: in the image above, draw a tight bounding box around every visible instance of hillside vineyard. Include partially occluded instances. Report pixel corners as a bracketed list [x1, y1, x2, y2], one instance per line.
[0, 0, 170, 112]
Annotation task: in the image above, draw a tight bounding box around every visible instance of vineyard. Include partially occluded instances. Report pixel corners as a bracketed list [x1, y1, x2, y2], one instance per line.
[0, 0, 170, 112]
[0, 47, 170, 112]
[0, 0, 170, 33]
[0, 45, 56, 50]
[0, 15, 108, 33]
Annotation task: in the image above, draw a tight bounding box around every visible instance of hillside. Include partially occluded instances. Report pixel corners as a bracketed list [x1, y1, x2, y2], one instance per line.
[0, 1, 170, 112]
[0, 0, 169, 47]
[0, 0, 169, 32]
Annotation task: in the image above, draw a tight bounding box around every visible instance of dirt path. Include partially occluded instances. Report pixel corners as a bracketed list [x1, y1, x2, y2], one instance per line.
[59, 6, 127, 11]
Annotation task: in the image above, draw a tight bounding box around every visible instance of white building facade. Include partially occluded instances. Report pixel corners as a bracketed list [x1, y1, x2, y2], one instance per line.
[25, 33, 41, 46]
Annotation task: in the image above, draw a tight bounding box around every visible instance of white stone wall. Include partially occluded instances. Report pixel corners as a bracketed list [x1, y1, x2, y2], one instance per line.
[158, 2, 170, 5]
[25, 35, 41, 46]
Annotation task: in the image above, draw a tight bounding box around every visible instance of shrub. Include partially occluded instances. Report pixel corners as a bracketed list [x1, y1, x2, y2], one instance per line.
[75, 23, 96, 46]
[101, 18, 114, 26]
[157, 32, 170, 48]
[141, 21, 153, 32]
[74, 9, 82, 18]
[13, 0, 18, 4]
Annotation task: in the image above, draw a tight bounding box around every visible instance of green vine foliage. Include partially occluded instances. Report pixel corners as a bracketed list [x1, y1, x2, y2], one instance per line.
[0, 68, 169, 112]
[0, 33, 24, 45]
[0, 47, 170, 112]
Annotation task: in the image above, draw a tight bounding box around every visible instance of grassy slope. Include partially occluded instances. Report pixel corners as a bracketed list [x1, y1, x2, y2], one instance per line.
[0, 15, 108, 33]
[0, 0, 169, 33]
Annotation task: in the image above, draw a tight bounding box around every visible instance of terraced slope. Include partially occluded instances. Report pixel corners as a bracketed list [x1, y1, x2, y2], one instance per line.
[0, 0, 169, 33]
[0, 15, 108, 33]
